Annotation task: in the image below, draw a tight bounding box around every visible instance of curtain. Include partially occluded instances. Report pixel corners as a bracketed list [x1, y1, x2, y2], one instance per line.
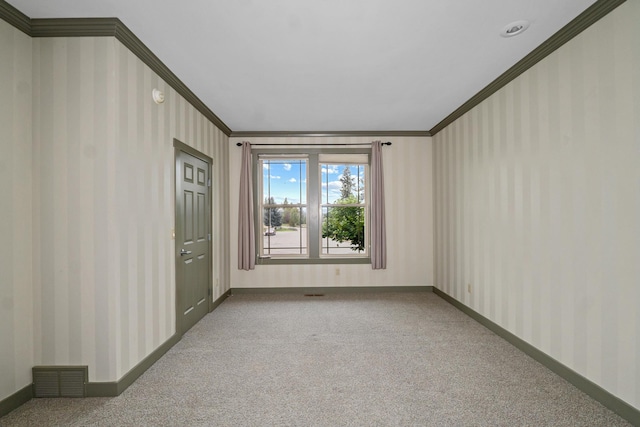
[238, 141, 255, 270]
[370, 141, 387, 269]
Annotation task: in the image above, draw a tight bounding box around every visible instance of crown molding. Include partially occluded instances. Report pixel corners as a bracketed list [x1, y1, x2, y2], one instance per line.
[108, 19, 232, 136]
[230, 130, 431, 138]
[30, 17, 118, 37]
[1, 0, 626, 138]
[0, 3, 232, 136]
[429, 0, 627, 136]
[0, 0, 30, 35]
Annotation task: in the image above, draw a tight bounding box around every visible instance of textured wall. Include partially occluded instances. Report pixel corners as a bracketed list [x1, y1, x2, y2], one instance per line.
[31, 36, 230, 382]
[0, 19, 34, 403]
[433, 1, 640, 409]
[229, 136, 434, 289]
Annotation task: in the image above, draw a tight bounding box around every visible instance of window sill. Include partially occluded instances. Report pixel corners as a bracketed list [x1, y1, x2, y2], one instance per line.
[257, 257, 371, 265]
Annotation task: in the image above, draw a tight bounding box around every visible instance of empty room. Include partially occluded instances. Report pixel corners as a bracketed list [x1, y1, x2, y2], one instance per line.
[1, 0, 638, 425]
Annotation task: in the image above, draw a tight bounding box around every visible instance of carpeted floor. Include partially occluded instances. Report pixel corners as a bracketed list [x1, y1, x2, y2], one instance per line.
[1, 292, 632, 426]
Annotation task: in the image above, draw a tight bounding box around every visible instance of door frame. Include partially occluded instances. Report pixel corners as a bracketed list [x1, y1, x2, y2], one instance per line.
[173, 139, 214, 336]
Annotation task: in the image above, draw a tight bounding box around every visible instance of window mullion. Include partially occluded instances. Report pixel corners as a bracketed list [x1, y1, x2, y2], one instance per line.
[307, 153, 320, 259]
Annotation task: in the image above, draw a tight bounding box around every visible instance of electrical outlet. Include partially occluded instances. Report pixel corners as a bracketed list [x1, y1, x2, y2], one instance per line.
[467, 283, 472, 293]
[335, 268, 340, 276]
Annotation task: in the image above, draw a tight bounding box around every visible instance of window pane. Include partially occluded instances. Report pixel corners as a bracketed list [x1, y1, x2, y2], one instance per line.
[321, 206, 366, 255]
[263, 207, 307, 255]
[321, 164, 366, 204]
[262, 159, 307, 205]
[256, 151, 370, 263]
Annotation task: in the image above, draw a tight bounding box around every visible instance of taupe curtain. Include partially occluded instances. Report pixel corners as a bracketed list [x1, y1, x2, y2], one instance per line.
[371, 141, 387, 269]
[238, 141, 255, 270]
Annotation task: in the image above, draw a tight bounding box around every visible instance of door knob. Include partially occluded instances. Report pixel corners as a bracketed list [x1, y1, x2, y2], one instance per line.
[180, 249, 192, 256]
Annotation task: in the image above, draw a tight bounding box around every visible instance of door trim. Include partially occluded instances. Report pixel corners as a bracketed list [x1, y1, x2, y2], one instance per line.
[173, 139, 213, 336]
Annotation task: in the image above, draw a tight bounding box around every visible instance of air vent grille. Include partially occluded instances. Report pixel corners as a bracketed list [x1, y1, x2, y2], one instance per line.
[33, 371, 59, 398]
[33, 366, 87, 398]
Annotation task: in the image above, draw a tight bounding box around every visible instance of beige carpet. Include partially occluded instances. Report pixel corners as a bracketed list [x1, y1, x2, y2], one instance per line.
[1, 292, 632, 426]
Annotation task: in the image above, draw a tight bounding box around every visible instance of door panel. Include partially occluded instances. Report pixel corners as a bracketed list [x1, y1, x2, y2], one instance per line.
[176, 149, 211, 335]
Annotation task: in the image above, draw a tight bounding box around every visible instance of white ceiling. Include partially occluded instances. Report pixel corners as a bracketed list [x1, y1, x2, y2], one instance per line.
[9, 0, 597, 133]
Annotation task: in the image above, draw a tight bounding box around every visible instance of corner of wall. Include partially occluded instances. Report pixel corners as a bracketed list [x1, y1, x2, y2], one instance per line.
[0, 17, 35, 404]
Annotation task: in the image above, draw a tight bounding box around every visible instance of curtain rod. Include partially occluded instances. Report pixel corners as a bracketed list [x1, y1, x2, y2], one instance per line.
[236, 142, 391, 147]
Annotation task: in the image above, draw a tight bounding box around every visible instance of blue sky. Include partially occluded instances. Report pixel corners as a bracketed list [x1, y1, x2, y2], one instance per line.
[262, 160, 307, 205]
[262, 160, 365, 205]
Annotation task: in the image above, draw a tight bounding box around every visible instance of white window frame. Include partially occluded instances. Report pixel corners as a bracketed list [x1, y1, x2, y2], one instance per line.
[258, 155, 309, 259]
[253, 147, 371, 265]
[319, 160, 368, 258]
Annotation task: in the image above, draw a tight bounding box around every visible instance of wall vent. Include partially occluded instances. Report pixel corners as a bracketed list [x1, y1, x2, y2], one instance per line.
[32, 366, 87, 398]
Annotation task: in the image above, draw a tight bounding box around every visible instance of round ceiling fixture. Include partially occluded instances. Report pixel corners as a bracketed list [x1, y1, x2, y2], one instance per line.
[501, 20, 530, 38]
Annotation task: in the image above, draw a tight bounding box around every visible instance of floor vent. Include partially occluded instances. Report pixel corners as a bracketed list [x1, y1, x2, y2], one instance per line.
[304, 294, 325, 297]
[33, 366, 87, 398]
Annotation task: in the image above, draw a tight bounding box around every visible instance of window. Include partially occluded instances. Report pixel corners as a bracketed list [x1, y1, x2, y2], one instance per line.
[255, 148, 370, 264]
[260, 156, 308, 257]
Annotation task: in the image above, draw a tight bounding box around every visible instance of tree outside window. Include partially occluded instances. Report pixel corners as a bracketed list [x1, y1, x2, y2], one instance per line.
[256, 150, 369, 264]
[321, 164, 367, 254]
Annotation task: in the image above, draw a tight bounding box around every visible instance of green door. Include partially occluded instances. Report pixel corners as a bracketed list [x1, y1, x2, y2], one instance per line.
[175, 147, 211, 335]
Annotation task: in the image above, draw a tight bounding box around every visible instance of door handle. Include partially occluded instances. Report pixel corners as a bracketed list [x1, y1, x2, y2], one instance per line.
[180, 249, 192, 256]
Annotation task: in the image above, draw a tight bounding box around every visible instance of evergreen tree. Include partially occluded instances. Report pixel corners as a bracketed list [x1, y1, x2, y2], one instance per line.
[282, 198, 291, 225]
[263, 197, 282, 227]
[339, 167, 354, 199]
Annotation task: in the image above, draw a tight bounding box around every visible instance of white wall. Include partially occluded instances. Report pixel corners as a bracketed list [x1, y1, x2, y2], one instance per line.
[433, 0, 640, 410]
[0, 27, 230, 401]
[229, 136, 434, 289]
[0, 19, 34, 403]
[30, 36, 230, 383]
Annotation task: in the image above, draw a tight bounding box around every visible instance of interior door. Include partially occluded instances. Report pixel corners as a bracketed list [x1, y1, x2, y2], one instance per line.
[175, 145, 211, 335]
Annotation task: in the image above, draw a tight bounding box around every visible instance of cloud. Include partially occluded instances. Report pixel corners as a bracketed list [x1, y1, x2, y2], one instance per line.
[288, 178, 297, 183]
[283, 163, 292, 171]
[320, 180, 342, 201]
[328, 181, 341, 191]
[265, 174, 281, 179]
[321, 165, 339, 174]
